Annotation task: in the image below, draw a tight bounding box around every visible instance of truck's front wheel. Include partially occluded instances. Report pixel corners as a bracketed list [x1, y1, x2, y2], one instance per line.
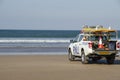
[81, 51, 88, 64]
[68, 49, 75, 61]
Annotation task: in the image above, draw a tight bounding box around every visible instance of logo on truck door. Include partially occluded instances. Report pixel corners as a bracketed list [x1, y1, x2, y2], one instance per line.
[73, 45, 79, 54]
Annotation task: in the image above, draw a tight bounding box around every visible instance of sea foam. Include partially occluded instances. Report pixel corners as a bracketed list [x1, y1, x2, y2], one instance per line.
[0, 38, 70, 43]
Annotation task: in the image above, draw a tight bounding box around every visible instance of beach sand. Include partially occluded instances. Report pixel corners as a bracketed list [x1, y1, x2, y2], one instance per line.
[0, 54, 120, 80]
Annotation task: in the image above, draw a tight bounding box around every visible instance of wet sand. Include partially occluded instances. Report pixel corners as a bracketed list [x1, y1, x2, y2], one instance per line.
[0, 55, 120, 80]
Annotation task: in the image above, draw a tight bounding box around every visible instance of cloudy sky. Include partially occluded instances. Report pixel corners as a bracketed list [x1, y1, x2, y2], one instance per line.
[0, 0, 120, 30]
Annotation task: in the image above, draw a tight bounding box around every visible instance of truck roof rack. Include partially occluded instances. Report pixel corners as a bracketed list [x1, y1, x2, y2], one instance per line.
[82, 25, 116, 33]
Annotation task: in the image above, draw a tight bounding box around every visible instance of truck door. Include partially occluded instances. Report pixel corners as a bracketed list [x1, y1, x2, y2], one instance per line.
[77, 35, 83, 56]
[73, 34, 83, 56]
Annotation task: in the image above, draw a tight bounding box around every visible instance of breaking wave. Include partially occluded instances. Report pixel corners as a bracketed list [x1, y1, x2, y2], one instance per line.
[0, 38, 70, 43]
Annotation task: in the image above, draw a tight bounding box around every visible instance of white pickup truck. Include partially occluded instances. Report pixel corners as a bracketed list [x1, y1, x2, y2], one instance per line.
[68, 25, 120, 64]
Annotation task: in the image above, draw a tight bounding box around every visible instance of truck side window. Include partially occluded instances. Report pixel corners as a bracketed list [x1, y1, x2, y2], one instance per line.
[78, 35, 83, 41]
[73, 34, 80, 42]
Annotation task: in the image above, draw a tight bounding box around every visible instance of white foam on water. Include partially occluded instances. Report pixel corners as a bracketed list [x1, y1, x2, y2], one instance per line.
[0, 38, 70, 43]
[0, 38, 71, 48]
[0, 40, 69, 43]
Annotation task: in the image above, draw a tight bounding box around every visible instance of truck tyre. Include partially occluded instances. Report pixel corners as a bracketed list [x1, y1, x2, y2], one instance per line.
[81, 50, 88, 64]
[106, 56, 115, 64]
[68, 49, 75, 61]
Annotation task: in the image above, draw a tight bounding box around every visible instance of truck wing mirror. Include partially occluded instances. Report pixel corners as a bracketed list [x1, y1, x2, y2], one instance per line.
[70, 40, 74, 43]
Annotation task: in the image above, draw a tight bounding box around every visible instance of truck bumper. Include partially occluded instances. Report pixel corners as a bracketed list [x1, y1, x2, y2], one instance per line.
[91, 50, 119, 56]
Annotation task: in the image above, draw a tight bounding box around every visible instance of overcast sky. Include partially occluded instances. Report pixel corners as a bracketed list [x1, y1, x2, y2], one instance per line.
[0, 0, 120, 30]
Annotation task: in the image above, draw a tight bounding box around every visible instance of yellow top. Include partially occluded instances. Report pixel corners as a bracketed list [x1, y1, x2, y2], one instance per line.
[82, 27, 116, 33]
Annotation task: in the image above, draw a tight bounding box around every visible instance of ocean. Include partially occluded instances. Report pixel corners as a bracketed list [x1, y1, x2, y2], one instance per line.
[0, 30, 120, 55]
[0, 30, 80, 55]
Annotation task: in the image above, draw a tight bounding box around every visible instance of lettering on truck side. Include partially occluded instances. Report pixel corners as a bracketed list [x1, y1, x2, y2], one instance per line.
[73, 45, 79, 54]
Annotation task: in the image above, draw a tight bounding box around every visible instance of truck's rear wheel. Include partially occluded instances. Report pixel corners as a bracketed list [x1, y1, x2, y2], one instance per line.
[106, 56, 115, 64]
[68, 49, 75, 61]
[81, 51, 88, 64]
